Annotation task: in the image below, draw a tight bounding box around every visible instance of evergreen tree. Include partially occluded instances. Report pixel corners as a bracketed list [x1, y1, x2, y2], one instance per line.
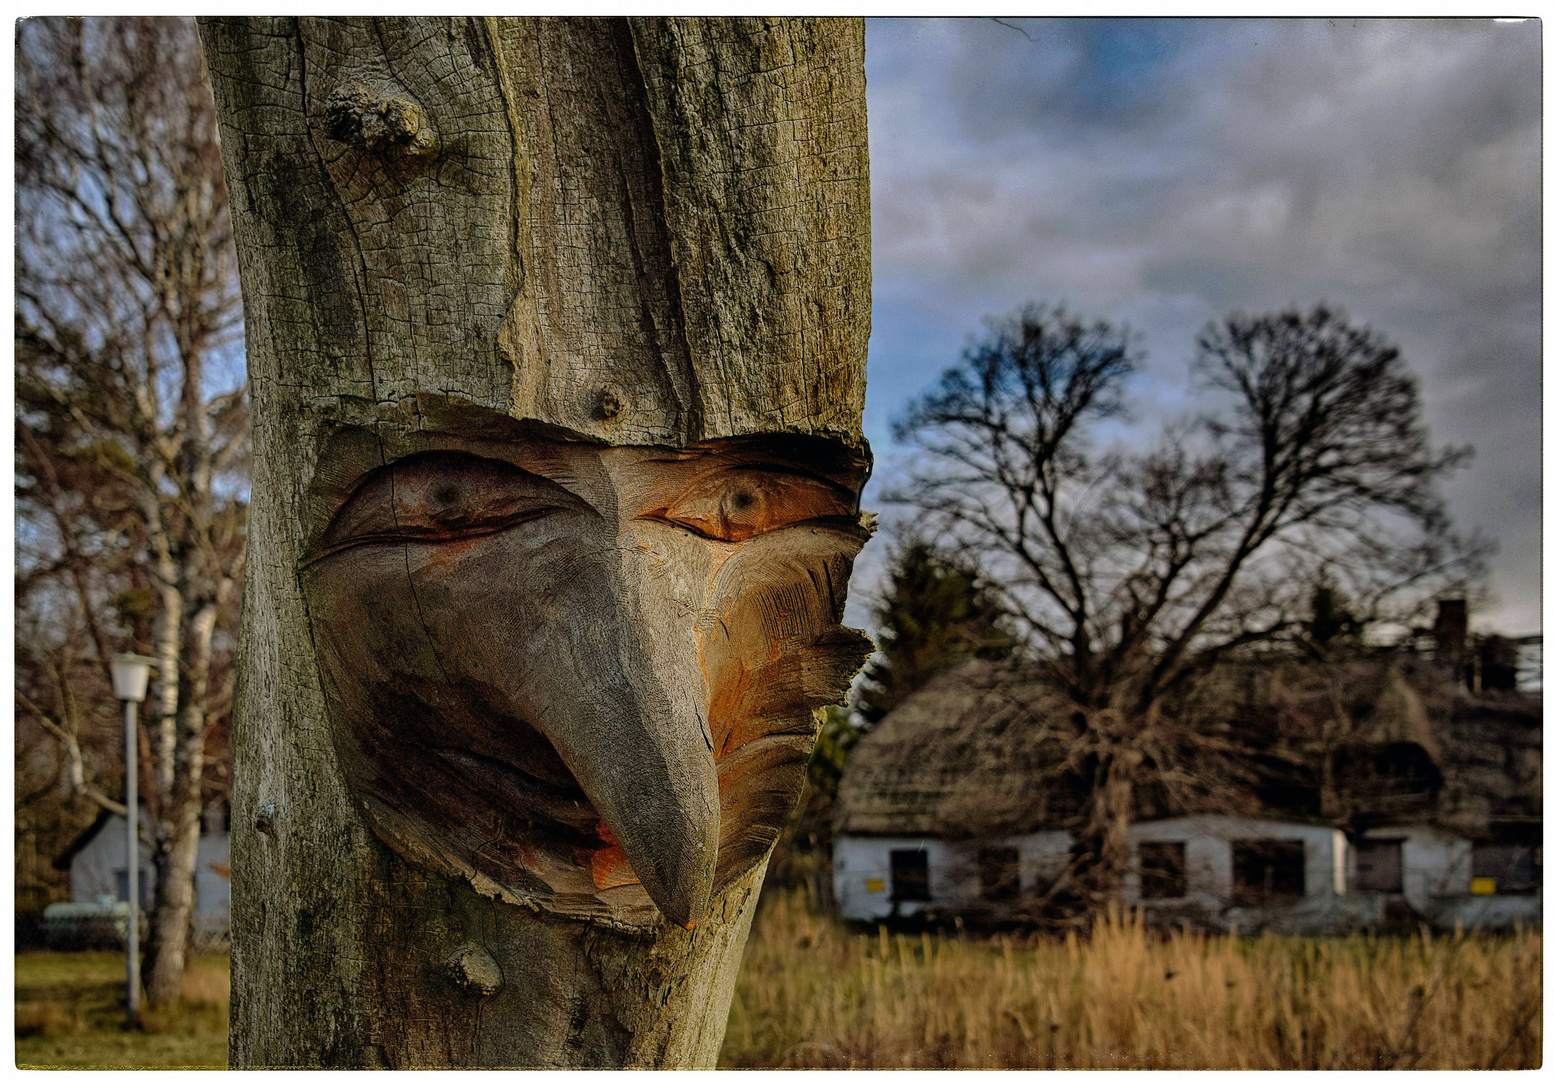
[764, 704, 860, 903]
[773, 540, 1012, 905]
[855, 538, 1015, 728]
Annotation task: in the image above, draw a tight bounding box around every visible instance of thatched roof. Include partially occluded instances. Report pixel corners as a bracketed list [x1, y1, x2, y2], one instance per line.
[835, 653, 1541, 841]
[1435, 691, 1542, 838]
[834, 659, 1087, 839]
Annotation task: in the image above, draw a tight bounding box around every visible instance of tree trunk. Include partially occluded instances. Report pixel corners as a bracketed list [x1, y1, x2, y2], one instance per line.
[201, 16, 870, 1067]
[143, 600, 219, 1004]
[144, 785, 203, 1003]
[146, 529, 182, 806]
[1076, 745, 1139, 909]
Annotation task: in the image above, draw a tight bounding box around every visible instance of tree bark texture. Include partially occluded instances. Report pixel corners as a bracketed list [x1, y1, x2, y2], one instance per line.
[201, 17, 869, 1067]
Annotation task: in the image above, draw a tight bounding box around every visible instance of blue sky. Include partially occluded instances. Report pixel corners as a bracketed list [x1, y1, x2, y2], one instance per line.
[852, 17, 1541, 637]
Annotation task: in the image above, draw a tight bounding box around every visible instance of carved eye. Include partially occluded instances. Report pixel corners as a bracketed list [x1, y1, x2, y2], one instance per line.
[657, 469, 857, 543]
[310, 452, 586, 561]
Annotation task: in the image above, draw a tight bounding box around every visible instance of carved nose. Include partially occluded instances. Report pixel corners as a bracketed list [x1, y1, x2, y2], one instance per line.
[526, 606, 719, 928]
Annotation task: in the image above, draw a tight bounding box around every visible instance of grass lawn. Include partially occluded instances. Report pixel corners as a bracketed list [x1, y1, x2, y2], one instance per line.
[15, 951, 228, 1070]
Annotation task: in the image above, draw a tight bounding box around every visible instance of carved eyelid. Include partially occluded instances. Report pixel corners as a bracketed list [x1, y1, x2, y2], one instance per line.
[651, 466, 858, 543]
[307, 452, 588, 563]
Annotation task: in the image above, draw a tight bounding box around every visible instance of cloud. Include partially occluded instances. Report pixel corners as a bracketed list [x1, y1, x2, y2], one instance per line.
[860, 16, 1540, 634]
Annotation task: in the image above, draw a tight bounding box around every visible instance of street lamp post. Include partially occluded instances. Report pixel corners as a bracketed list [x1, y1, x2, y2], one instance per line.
[109, 654, 156, 1026]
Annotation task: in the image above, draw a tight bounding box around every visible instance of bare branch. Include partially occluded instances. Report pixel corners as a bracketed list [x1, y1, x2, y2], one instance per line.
[17, 688, 128, 817]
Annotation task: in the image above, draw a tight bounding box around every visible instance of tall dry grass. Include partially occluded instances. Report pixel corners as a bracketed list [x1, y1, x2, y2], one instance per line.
[721, 891, 1541, 1069]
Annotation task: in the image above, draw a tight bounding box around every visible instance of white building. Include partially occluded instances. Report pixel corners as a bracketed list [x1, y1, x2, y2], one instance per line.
[53, 806, 231, 946]
[1121, 815, 1358, 934]
[835, 813, 1539, 932]
[834, 830, 1070, 922]
[1351, 823, 1540, 931]
[832, 656, 1540, 933]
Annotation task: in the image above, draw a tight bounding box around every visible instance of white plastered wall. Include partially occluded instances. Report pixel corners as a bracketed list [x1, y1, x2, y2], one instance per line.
[834, 831, 1072, 921]
[1356, 825, 1472, 910]
[1123, 815, 1347, 908]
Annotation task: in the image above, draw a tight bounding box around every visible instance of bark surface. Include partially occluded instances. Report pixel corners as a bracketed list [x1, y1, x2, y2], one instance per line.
[201, 17, 869, 1067]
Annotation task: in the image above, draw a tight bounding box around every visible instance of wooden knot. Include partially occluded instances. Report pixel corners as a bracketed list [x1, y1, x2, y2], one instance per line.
[594, 386, 625, 421]
[324, 82, 437, 157]
[446, 942, 504, 997]
[255, 802, 276, 839]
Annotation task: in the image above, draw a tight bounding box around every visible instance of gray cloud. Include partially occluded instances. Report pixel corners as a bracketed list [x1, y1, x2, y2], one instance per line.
[859, 16, 1540, 635]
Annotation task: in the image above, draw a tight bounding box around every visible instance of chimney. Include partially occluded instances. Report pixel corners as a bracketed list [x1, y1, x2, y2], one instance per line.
[1433, 598, 1468, 681]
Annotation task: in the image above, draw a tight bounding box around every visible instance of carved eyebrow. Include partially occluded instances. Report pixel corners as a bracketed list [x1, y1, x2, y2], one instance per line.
[643, 433, 871, 489]
[733, 460, 856, 486]
[349, 449, 569, 494]
[642, 454, 864, 495]
[390, 452, 589, 507]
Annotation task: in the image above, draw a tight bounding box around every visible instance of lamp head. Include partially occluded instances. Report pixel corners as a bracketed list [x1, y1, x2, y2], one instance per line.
[108, 654, 158, 704]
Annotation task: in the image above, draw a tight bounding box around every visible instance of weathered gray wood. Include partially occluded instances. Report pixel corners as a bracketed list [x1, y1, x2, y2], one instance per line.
[201, 16, 869, 1067]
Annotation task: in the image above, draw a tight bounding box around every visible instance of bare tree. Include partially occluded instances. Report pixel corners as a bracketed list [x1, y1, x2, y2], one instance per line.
[890, 303, 1484, 905]
[15, 16, 247, 1003]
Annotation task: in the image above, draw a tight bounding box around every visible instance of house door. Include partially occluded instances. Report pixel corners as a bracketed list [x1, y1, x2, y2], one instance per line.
[1353, 839, 1403, 893]
[889, 849, 930, 902]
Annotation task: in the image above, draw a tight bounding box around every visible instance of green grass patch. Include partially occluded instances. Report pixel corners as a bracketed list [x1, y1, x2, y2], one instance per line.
[15, 951, 228, 1070]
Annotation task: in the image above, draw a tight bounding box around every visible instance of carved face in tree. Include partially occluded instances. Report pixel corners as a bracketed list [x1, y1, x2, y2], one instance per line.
[298, 403, 872, 931]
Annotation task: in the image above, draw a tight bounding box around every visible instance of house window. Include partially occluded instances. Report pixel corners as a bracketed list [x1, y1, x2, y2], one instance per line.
[1353, 839, 1404, 893]
[1472, 844, 1539, 893]
[1232, 840, 1305, 905]
[890, 849, 930, 902]
[1139, 841, 1187, 899]
[114, 869, 149, 907]
[978, 847, 1021, 901]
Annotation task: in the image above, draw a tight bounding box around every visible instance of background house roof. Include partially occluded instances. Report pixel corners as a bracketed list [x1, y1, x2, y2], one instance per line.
[835, 654, 1540, 841]
[835, 658, 1088, 839]
[51, 809, 117, 872]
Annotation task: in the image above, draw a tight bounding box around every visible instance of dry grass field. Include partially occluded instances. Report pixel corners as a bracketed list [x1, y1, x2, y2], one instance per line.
[14, 897, 1539, 1069]
[720, 891, 1542, 1069]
